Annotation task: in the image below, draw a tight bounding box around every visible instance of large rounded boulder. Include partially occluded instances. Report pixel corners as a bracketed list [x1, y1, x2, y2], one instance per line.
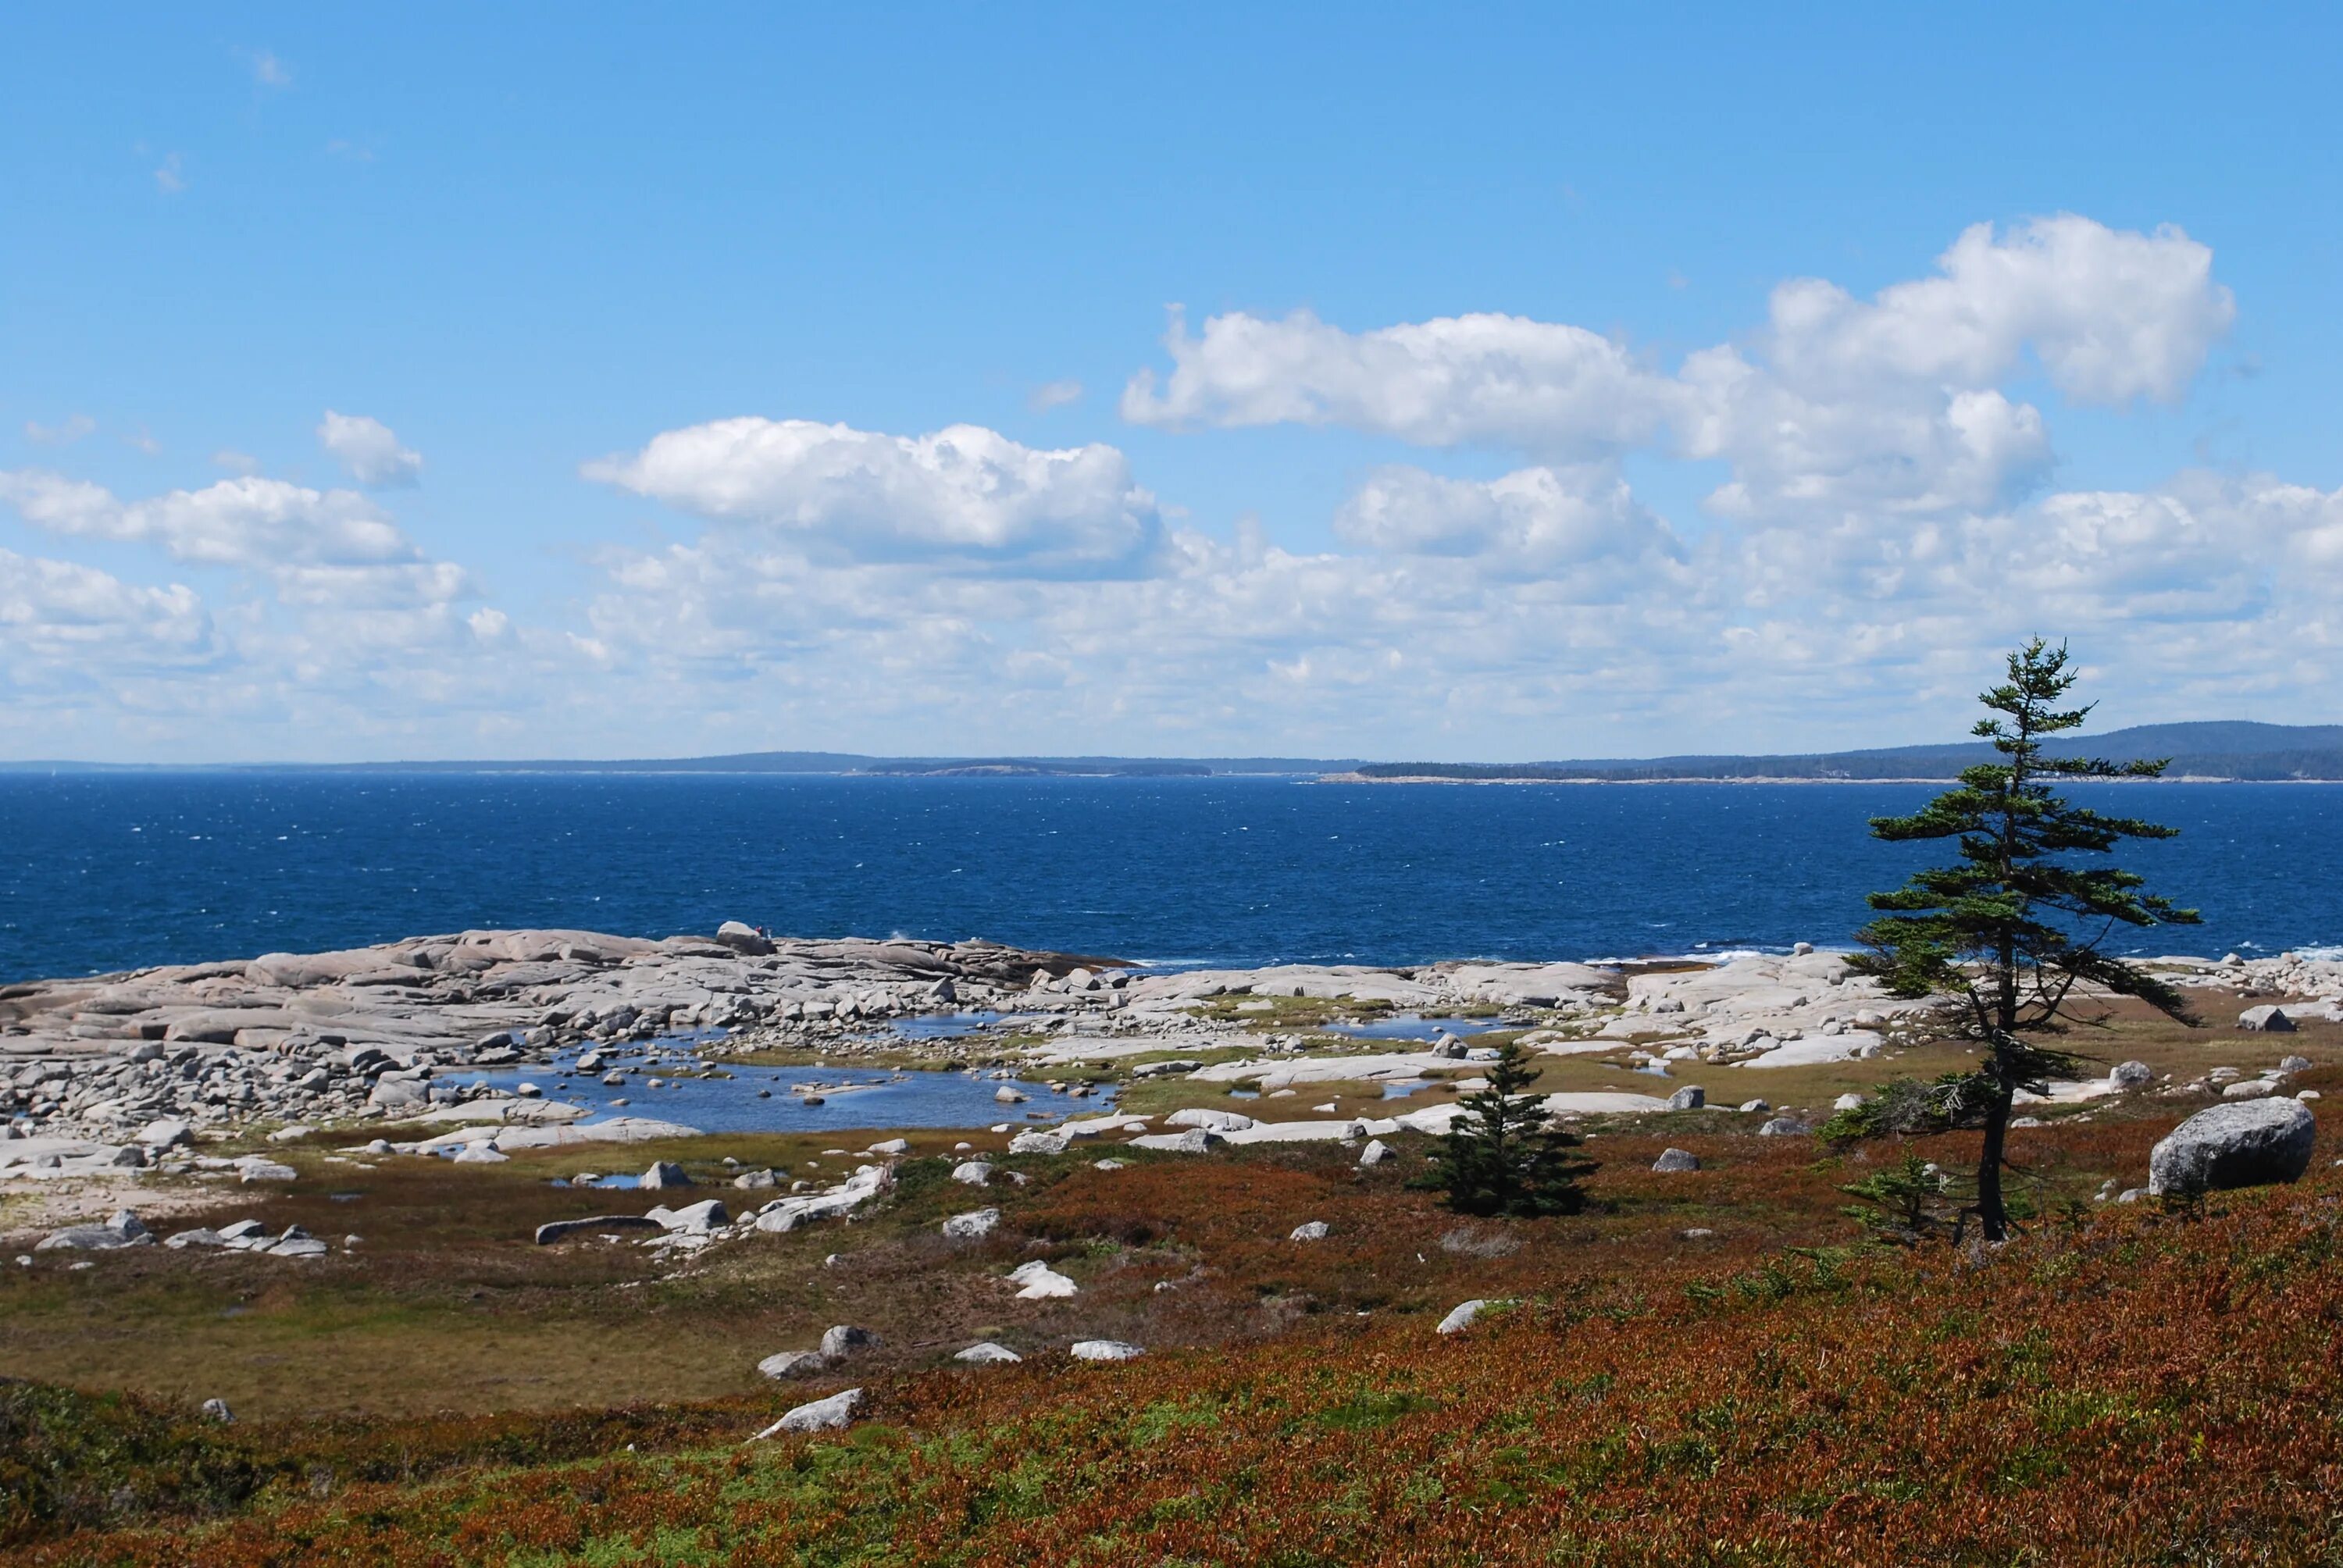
[2148, 1098, 2316, 1197]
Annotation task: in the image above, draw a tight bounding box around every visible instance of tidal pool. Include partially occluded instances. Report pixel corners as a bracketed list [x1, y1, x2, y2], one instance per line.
[465, 1034, 1110, 1135]
[1323, 1014, 1507, 1042]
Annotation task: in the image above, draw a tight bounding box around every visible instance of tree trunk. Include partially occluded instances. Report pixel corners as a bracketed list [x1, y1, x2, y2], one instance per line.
[1975, 1071, 2013, 1243]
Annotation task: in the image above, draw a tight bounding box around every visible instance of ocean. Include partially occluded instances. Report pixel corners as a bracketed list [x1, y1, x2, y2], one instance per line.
[3, 772, 2337, 982]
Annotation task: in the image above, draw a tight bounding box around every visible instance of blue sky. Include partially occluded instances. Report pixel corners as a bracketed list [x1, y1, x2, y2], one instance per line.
[5, 5, 2341, 761]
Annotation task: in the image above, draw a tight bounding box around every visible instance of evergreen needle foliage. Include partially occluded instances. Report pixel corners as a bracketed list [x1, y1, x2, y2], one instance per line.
[1849, 639, 2201, 1242]
[1838, 1153, 1964, 1245]
[1415, 1039, 1596, 1217]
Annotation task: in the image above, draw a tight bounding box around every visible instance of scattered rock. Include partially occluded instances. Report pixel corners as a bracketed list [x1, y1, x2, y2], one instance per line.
[200, 1399, 234, 1424]
[1737, 1099, 1769, 1114]
[819, 1324, 882, 1358]
[2149, 1098, 2317, 1196]
[1666, 1086, 1706, 1111]
[2238, 1005, 2297, 1033]
[1070, 1340, 1143, 1362]
[1652, 1148, 1700, 1173]
[756, 1388, 862, 1437]
[1007, 1260, 1078, 1299]
[1092, 1159, 1125, 1171]
[1437, 1299, 1496, 1335]
[1166, 1107, 1255, 1131]
[955, 1342, 1022, 1364]
[1289, 1220, 1330, 1242]
[2109, 1060, 2153, 1089]
[1358, 1139, 1392, 1167]
[733, 1168, 777, 1190]
[35, 1221, 142, 1253]
[1129, 1129, 1221, 1154]
[866, 1139, 910, 1156]
[943, 1207, 1000, 1239]
[1757, 1117, 1808, 1137]
[238, 1160, 298, 1183]
[2280, 1055, 2313, 1074]
[951, 1160, 993, 1186]
[641, 1160, 692, 1189]
[647, 1199, 729, 1231]
[715, 921, 776, 957]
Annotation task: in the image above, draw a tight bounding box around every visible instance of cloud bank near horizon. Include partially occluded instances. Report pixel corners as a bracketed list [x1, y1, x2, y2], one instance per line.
[2, 217, 2335, 762]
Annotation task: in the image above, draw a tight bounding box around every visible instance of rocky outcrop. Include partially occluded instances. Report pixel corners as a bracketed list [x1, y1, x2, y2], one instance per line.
[0, 928, 1119, 1145]
[1607, 950, 1938, 1063]
[534, 1214, 664, 1244]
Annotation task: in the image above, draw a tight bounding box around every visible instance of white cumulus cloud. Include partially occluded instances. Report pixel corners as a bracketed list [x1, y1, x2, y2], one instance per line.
[585, 417, 1162, 574]
[1333, 463, 1683, 584]
[0, 471, 423, 570]
[318, 411, 423, 486]
[1122, 307, 1673, 457]
[0, 549, 214, 665]
[1759, 216, 2234, 405]
[1124, 216, 2236, 526]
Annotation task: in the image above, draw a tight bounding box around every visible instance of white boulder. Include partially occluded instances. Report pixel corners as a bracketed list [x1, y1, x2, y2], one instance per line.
[755, 1387, 863, 1437]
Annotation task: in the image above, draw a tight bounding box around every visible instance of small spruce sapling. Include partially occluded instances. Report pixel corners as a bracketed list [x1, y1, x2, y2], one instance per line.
[1415, 1039, 1596, 1217]
[1839, 1153, 1963, 1245]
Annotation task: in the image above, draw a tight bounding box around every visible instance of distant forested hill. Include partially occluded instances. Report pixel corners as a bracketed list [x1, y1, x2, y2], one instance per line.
[12, 722, 2343, 780]
[1354, 722, 2343, 782]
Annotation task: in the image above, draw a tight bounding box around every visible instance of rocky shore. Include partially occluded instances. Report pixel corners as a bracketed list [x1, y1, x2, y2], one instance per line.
[5, 926, 2339, 1182]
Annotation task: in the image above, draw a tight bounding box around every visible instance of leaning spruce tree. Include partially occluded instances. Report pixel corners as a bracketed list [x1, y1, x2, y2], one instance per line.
[1851, 639, 2200, 1243]
[1416, 1039, 1596, 1217]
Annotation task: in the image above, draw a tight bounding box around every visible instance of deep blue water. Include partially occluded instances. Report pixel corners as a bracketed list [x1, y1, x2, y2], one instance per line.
[3, 772, 2338, 982]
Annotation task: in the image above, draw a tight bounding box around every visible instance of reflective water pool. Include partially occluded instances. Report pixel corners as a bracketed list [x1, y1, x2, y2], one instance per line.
[1323, 1015, 1507, 1042]
[463, 1035, 1111, 1134]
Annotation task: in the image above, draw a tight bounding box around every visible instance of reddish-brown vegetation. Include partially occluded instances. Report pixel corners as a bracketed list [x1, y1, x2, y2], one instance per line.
[9, 1091, 2342, 1566]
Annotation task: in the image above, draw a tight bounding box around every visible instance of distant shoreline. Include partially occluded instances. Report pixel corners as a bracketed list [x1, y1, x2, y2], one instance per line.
[1315, 772, 2332, 786]
[6, 716, 2343, 782]
[7, 766, 2343, 786]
